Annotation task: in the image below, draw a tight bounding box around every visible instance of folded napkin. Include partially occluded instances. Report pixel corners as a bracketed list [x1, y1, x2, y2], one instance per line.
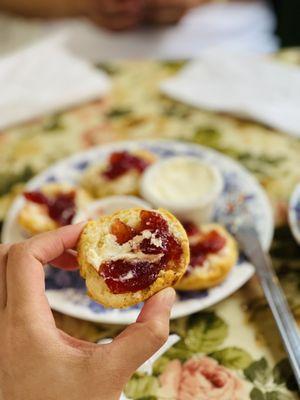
[160, 53, 300, 138]
[0, 36, 110, 130]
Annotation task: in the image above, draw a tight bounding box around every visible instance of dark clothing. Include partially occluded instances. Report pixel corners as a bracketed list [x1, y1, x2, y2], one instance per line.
[271, 0, 300, 47]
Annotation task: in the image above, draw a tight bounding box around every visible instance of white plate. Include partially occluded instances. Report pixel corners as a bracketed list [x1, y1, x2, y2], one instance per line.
[289, 183, 300, 245]
[2, 140, 274, 324]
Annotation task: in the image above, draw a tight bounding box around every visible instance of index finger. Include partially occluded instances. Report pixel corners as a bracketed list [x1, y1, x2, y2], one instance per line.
[6, 223, 85, 311]
[26, 222, 85, 264]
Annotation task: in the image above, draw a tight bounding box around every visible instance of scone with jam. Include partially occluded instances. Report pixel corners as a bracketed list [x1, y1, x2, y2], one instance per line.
[18, 183, 91, 235]
[81, 150, 155, 198]
[77, 208, 189, 308]
[176, 222, 238, 291]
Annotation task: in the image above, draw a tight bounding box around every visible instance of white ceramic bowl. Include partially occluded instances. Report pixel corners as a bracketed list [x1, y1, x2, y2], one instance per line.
[141, 156, 223, 224]
[73, 195, 151, 223]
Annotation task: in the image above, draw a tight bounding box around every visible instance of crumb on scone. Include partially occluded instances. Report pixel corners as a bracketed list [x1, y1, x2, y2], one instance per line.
[175, 222, 238, 291]
[18, 183, 91, 235]
[80, 150, 156, 198]
[77, 207, 189, 308]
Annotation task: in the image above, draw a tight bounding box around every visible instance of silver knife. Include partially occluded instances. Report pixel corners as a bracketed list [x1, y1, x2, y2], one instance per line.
[235, 225, 300, 389]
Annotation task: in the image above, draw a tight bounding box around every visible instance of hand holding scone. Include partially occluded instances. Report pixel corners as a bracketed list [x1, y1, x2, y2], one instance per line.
[0, 224, 175, 400]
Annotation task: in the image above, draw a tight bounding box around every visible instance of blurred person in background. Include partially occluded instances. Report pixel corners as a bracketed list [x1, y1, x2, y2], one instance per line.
[0, 0, 206, 30]
[0, 0, 290, 59]
[1, 0, 297, 45]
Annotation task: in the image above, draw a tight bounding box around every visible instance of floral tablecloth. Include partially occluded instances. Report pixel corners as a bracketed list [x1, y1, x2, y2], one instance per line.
[1, 50, 300, 399]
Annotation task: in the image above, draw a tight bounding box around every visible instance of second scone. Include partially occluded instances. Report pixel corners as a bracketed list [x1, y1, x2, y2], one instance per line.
[175, 222, 238, 291]
[77, 208, 190, 308]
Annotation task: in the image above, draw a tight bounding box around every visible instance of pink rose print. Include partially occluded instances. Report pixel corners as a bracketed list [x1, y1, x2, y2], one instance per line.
[159, 356, 247, 400]
[159, 359, 182, 399]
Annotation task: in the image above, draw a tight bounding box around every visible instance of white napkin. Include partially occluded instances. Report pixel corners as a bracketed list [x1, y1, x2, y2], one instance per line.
[160, 53, 300, 138]
[0, 36, 110, 130]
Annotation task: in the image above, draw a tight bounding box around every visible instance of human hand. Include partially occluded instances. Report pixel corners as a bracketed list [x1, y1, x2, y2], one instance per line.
[88, 0, 143, 31]
[144, 0, 205, 25]
[0, 224, 176, 400]
[0, 0, 207, 30]
[0, 0, 142, 30]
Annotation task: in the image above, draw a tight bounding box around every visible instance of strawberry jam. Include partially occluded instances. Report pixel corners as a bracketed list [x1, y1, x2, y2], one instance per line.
[102, 151, 150, 180]
[139, 235, 166, 255]
[100, 210, 183, 293]
[138, 210, 169, 233]
[24, 191, 48, 205]
[182, 221, 200, 237]
[110, 219, 136, 245]
[189, 230, 226, 268]
[165, 234, 183, 261]
[100, 259, 163, 294]
[24, 190, 76, 225]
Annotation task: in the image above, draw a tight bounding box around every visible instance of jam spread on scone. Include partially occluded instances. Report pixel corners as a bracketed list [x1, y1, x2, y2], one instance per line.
[189, 230, 226, 268]
[182, 221, 200, 237]
[78, 207, 189, 307]
[100, 210, 183, 293]
[24, 190, 76, 225]
[102, 151, 150, 180]
[183, 222, 226, 273]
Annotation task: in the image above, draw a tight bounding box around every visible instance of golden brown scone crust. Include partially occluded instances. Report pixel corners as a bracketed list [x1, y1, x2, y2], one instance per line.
[77, 208, 189, 308]
[18, 183, 91, 235]
[81, 150, 156, 198]
[175, 224, 238, 291]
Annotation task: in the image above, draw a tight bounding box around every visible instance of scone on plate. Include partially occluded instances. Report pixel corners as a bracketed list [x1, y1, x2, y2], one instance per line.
[77, 208, 190, 308]
[81, 150, 155, 198]
[175, 222, 238, 291]
[18, 183, 91, 235]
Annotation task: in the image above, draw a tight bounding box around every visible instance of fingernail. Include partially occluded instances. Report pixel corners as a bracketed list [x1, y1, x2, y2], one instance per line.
[159, 287, 176, 307]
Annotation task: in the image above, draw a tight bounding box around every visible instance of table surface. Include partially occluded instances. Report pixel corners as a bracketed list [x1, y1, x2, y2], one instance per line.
[1, 50, 300, 399]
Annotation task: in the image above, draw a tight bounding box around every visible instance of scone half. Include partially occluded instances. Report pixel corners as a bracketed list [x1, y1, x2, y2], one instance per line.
[176, 223, 238, 291]
[77, 208, 189, 308]
[18, 183, 91, 235]
[81, 150, 156, 198]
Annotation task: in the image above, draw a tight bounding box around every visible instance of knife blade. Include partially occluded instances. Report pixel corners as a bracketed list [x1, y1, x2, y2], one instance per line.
[235, 225, 300, 389]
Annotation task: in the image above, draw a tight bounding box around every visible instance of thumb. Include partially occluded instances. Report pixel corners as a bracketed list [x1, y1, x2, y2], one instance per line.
[109, 288, 176, 378]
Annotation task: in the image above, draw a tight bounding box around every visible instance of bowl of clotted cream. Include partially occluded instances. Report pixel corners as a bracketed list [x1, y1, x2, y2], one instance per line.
[140, 156, 223, 225]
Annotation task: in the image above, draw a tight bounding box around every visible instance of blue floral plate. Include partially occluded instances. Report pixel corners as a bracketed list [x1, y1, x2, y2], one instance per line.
[2, 140, 274, 324]
[289, 184, 300, 245]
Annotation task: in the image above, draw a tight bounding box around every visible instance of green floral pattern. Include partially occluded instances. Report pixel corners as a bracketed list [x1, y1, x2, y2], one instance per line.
[1, 51, 300, 399]
[125, 312, 297, 399]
